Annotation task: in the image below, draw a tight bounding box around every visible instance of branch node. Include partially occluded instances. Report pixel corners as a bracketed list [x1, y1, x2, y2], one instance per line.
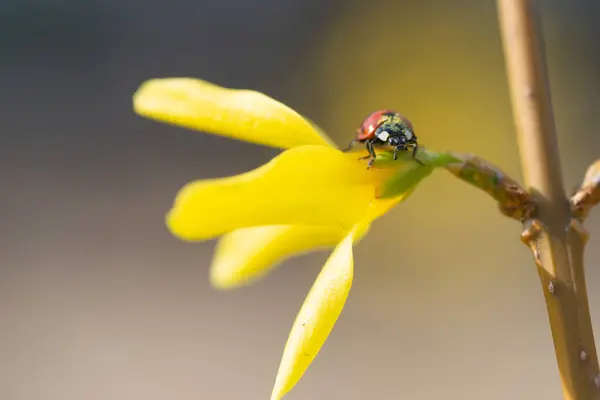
[571, 159, 600, 221]
[581, 350, 589, 362]
[521, 219, 542, 244]
[521, 219, 544, 268]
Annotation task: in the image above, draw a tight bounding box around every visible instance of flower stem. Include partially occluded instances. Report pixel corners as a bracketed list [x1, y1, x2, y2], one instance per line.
[497, 0, 600, 399]
[443, 153, 535, 221]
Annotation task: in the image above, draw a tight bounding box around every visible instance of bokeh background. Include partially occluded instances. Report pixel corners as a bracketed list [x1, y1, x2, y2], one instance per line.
[3, 0, 600, 399]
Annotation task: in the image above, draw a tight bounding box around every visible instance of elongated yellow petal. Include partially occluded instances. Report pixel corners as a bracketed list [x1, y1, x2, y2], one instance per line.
[270, 222, 368, 400]
[167, 146, 398, 241]
[133, 78, 336, 149]
[209, 191, 407, 290]
[267, 187, 423, 400]
[210, 225, 346, 290]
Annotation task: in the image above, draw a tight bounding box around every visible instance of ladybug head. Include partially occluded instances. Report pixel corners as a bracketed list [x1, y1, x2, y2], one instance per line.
[387, 135, 404, 146]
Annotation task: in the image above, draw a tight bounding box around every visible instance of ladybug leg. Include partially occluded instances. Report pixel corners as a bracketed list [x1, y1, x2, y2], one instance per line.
[393, 145, 408, 161]
[342, 139, 358, 152]
[412, 145, 425, 166]
[367, 140, 377, 158]
[364, 140, 378, 169]
[358, 140, 376, 160]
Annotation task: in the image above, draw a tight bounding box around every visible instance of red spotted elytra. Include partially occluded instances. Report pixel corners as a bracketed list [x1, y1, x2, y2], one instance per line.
[344, 110, 422, 168]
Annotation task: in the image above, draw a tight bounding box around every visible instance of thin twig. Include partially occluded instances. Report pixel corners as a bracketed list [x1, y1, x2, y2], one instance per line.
[497, 0, 600, 399]
[572, 160, 600, 220]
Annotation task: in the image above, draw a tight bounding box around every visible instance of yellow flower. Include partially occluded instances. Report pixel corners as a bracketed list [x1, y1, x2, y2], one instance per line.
[133, 78, 452, 400]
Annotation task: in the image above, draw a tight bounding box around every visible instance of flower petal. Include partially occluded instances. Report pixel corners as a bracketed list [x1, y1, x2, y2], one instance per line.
[210, 184, 413, 290]
[166, 145, 400, 241]
[269, 222, 368, 400]
[266, 181, 422, 400]
[210, 225, 346, 290]
[133, 78, 336, 149]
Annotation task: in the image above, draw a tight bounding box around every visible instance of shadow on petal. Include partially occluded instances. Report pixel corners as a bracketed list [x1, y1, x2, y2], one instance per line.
[133, 78, 336, 149]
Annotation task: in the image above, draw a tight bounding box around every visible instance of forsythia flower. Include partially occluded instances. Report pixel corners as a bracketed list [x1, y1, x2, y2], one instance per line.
[133, 78, 455, 400]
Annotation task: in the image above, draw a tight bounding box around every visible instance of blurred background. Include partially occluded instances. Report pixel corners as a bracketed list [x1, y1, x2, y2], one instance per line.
[2, 0, 600, 399]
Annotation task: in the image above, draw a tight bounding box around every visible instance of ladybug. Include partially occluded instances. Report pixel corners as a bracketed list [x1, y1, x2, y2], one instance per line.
[344, 110, 423, 168]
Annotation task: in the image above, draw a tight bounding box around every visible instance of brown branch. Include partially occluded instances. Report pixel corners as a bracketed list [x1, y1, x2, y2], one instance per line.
[497, 1, 600, 399]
